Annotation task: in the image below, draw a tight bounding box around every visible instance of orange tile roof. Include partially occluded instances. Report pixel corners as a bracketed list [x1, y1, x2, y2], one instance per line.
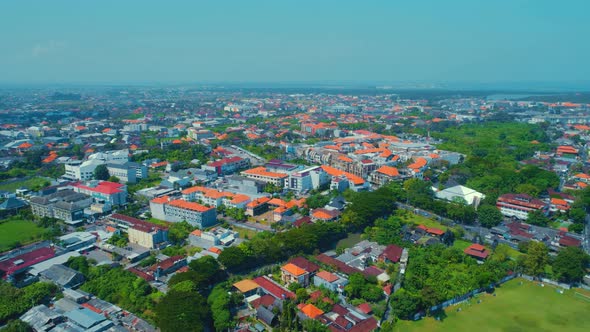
[168, 199, 213, 213]
[190, 229, 202, 236]
[408, 157, 428, 169]
[300, 304, 324, 319]
[233, 279, 260, 293]
[282, 263, 307, 276]
[338, 155, 353, 162]
[151, 196, 170, 204]
[574, 173, 590, 179]
[246, 196, 271, 208]
[242, 166, 288, 179]
[209, 247, 222, 254]
[320, 165, 364, 185]
[268, 198, 287, 207]
[316, 270, 338, 283]
[376, 165, 400, 177]
[230, 194, 251, 204]
[551, 198, 568, 206]
[18, 142, 33, 149]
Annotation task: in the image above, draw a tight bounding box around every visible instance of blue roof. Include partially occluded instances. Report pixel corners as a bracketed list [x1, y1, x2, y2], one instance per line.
[65, 308, 105, 329]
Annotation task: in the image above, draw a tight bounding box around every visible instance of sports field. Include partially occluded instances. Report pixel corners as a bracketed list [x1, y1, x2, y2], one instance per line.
[395, 278, 590, 332]
[0, 219, 48, 252]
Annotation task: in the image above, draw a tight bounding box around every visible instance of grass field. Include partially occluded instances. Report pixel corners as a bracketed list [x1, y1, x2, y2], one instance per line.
[396, 210, 454, 231]
[394, 278, 590, 332]
[336, 233, 362, 249]
[452, 239, 473, 251]
[146, 217, 169, 226]
[0, 219, 48, 252]
[0, 177, 51, 192]
[233, 227, 258, 240]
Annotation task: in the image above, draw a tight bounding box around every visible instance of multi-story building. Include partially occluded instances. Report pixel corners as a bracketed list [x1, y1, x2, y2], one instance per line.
[241, 167, 289, 187]
[149, 196, 217, 228]
[369, 165, 402, 186]
[285, 166, 330, 193]
[496, 193, 548, 220]
[201, 156, 250, 176]
[64, 159, 104, 181]
[108, 213, 168, 249]
[72, 181, 127, 206]
[30, 189, 92, 224]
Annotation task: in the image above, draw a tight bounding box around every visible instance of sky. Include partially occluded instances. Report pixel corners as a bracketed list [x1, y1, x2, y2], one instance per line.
[1, 0, 589, 85]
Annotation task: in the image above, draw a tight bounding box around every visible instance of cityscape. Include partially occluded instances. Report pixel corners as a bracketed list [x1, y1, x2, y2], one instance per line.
[1, 1, 590, 332]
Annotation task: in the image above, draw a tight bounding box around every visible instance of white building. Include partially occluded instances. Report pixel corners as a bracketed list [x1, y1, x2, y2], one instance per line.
[434, 185, 485, 208]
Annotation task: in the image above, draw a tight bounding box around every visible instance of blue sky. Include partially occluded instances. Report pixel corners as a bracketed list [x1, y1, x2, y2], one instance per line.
[1, 0, 589, 84]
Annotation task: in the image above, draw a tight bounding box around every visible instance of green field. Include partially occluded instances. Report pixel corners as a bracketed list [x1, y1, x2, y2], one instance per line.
[0, 177, 51, 192]
[336, 232, 362, 249]
[0, 219, 48, 252]
[146, 217, 169, 227]
[395, 278, 590, 332]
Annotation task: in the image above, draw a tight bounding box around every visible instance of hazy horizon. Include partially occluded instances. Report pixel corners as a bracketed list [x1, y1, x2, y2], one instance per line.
[2, 0, 589, 85]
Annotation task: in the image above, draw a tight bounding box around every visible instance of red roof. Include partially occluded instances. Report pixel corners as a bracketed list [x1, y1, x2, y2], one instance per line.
[381, 244, 403, 262]
[250, 294, 276, 308]
[0, 247, 55, 277]
[316, 254, 363, 275]
[110, 213, 168, 232]
[316, 270, 339, 283]
[288, 256, 320, 273]
[559, 236, 581, 247]
[253, 276, 295, 299]
[73, 181, 124, 195]
[148, 255, 185, 272]
[464, 244, 490, 259]
[356, 303, 372, 314]
[207, 156, 244, 167]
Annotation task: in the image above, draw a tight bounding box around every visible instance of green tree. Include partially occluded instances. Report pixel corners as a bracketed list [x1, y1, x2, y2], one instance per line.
[208, 283, 234, 331]
[552, 247, 590, 283]
[108, 175, 120, 183]
[477, 205, 503, 228]
[526, 210, 550, 227]
[521, 241, 549, 276]
[155, 284, 209, 332]
[392, 289, 421, 320]
[94, 164, 110, 180]
[3, 320, 32, 332]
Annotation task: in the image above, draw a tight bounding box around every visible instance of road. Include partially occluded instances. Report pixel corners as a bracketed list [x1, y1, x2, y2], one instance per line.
[584, 214, 590, 254]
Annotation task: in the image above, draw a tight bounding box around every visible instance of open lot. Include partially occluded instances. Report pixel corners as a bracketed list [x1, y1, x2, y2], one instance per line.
[394, 278, 590, 332]
[0, 177, 50, 192]
[0, 218, 48, 252]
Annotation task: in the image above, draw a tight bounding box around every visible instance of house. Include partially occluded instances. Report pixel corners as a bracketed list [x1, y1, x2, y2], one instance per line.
[318, 303, 378, 332]
[311, 208, 341, 222]
[281, 263, 310, 287]
[550, 198, 570, 213]
[464, 243, 490, 261]
[148, 255, 187, 279]
[298, 303, 324, 319]
[253, 276, 296, 300]
[313, 270, 349, 293]
[189, 227, 238, 248]
[233, 279, 260, 297]
[39, 264, 85, 289]
[202, 156, 250, 175]
[257, 306, 277, 327]
[380, 244, 403, 263]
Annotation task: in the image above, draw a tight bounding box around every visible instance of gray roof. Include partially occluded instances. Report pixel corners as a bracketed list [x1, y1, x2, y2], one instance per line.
[39, 264, 84, 287]
[0, 197, 28, 210]
[256, 306, 276, 326]
[21, 305, 61, 331]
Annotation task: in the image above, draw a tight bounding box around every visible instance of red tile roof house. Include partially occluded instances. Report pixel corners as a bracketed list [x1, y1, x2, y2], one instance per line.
[463, 244, 490, 261]
[147, 255, 187, 279]
[253, 276, 296, 300]
[379, 244, 403, 263]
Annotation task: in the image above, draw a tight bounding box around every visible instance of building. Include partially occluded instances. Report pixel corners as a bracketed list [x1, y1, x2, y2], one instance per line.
[149, 196, 217, 228]
[187, 128, 215, 140]
[463, 243, 490, 261]
[72, 181, 127, 206]
[30, 189, 93, 224]
[380, 244, 403, 263]
[189, 227, 238, 248]
[245, 196, 271, 216]
[39, 264, 85, 289]
[281, 263, 310, 287]
[64, 159, 104, 181]
[496, 193, 548, 219]
[369, 165, 402, 186]
[108, 213, 169, 249]
[253, 276, 296, 300]
[311, 208, 341, 222]
[88, 149, 130, 163]
[241, 166, 289, 187]
[434, 185, 485, 208]
[313, 270, 349, 293]
[286, 166, 330, 193]
[106, 162, 146, 184]
[148, 255, 187, 279]
[201, 156, 250, 175]
[0, 247, 56, 282]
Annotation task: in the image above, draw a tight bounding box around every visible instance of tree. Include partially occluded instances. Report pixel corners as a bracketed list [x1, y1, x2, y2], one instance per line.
[208, 283, 234, 331]
[477, 205, 503, 228]
[569, 207, 586, 224]
[108, 175, 120, 183]
[296, 288, 309, 303]
[94, 164, 110, 180]
[526, 210, 550, 227]
[155, 285, 210, 332]
[521, 241, 549, 276]
[552, 247, 590, 283]
[3, 320, 32, 332]
[392, 289, 421, 320]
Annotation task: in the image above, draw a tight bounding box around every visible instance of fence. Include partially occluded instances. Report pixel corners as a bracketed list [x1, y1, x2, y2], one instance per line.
[414, 273, 520, 319]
